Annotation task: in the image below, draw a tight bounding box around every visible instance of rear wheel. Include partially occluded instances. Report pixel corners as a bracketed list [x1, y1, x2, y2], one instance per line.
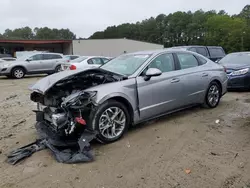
[90, 100, 130, 143]
[54, 65, 61, 73]
[203, 81, 221, 108]
[11, 67, 25, 79]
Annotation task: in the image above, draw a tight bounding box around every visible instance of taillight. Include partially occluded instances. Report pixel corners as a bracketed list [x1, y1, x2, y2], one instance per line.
[70, 65, 76, 70]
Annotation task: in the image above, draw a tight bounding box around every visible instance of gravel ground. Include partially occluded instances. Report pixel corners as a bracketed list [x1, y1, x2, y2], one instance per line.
[0, 75, 250, 188]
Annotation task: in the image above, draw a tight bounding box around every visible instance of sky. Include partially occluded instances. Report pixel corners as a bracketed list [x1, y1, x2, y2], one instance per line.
[0, 0, 249, 38]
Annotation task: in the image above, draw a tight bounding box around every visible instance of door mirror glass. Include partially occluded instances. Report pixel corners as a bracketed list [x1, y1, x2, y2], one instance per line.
[144, 68, 162, 81]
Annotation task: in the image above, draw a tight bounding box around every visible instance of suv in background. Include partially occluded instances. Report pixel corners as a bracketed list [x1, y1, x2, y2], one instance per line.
[0, 52, 67, 79]
[170, 46, 226, 62]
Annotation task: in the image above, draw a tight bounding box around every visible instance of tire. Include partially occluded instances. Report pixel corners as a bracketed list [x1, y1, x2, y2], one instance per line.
[90, 100, 130, 144]
[54, 65, 61, 73]
[11, 67, 25, 79]
[203, 81, 221, 108]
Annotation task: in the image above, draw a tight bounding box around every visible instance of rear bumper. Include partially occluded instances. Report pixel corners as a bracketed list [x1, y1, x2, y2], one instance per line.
[227, 74, 250, 89]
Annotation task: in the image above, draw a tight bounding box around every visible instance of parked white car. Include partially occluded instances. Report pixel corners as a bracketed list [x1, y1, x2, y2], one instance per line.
[61, 56, 111, 71]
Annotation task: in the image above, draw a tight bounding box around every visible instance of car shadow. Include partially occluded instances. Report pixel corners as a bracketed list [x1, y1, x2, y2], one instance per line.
[0, 75, 47, 80]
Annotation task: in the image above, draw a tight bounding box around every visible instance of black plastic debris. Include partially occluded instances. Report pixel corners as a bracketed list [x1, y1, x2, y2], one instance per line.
[7, 122, 97, 165]
[7, 139, 46, 165]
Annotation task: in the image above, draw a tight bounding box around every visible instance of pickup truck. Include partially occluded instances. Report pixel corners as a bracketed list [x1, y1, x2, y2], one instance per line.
[170, 46, 226, 62]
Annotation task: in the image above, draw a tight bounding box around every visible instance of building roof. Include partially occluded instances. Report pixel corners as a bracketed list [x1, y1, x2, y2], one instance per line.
[0, 39, 72, 44]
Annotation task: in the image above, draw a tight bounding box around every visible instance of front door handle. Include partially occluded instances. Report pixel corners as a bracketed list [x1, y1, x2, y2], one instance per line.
[171, 78, 180, 83]
[202, 73, 208, 77]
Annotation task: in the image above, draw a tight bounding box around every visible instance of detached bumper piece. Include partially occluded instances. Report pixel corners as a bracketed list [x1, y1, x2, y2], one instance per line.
[7, 122, 97, 165]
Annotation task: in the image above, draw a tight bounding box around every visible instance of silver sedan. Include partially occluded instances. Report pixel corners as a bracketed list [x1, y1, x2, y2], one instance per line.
[30, 49, 228, 143]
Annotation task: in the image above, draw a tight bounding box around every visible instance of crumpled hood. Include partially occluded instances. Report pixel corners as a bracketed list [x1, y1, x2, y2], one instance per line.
[29, 68, 94, 94]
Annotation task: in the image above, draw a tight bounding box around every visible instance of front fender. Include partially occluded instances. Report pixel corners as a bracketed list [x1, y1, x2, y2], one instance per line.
[97, 92, 135, 109]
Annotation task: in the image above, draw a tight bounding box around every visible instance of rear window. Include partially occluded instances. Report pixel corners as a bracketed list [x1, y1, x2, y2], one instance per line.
[209, 48, 225, 58]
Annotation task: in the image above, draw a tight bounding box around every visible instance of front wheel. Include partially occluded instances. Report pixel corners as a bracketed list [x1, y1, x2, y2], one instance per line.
[90, 100, 130, 143]
[203, 81, 221, 108]
[11, 67, 25, 79]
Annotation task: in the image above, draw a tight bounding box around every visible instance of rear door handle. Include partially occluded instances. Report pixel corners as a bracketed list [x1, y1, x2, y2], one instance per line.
[202, 73, 208, 77]
[170, 78, 180, 83]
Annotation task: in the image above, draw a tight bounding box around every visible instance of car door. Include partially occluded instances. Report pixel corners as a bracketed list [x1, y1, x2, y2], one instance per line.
[25, 54, 43, 72]
[42, 54, 63, 71]
[174, 52, 210, 105]
[136, 53, 185, 120]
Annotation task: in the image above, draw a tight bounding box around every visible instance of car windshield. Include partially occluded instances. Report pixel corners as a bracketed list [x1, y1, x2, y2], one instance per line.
[70, 56, 88, 63]
[219, 53, 250, 65]
[100, 54, 151, 76]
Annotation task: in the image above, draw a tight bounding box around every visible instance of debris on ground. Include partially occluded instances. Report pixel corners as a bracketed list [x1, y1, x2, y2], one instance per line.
[12, 119, 26, 127]
[6, 123, 97, 165]
[215, 119, 220, 124]
[210, 152, 220, 156]
[6, 94, 17, 100]
[126, 142, 131, 148]
[185, 169, 191, 174]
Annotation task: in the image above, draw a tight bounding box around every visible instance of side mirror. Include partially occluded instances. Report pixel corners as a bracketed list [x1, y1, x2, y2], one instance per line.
[26, 58, 32, 62]
[144, 68, 162, 81]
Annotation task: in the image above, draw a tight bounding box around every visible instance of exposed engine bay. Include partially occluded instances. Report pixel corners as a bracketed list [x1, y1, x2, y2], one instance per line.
[30, 69, 124, 140]
[7, 69, 126, 165]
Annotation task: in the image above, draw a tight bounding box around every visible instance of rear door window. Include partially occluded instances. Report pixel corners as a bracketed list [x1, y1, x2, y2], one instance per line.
[88, 58, 103, 65]
[176, 53, 199, 69]
[43, 54, 62, 60]
[196, 47, 208, 57]
[189, 47, 197, 53]
[102, 58, 110, 64]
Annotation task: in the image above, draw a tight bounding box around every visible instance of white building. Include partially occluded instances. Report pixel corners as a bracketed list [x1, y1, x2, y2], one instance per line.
[72, 38, 163, 57]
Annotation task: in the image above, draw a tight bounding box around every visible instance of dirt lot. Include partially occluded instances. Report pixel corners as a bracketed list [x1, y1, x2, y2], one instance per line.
[0, 75, 250, 188]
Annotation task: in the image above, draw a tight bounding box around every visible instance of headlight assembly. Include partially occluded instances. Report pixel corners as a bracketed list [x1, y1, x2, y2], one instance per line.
[231, 68, 249, 76]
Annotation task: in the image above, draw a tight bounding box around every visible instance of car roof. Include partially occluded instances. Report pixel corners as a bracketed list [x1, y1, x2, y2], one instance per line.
[126, 48, 198, 56]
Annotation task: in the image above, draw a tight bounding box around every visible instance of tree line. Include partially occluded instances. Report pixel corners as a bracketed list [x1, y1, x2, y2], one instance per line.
[0, 5, 249, 53]
[0, 27, 76, 40]
[90, 5, 250, 53]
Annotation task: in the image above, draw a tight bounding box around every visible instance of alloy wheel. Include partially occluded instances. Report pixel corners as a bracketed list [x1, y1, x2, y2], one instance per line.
[207, 85, 220, 107]
[14, 69, 24, 78]
[98, 107, 126, 139]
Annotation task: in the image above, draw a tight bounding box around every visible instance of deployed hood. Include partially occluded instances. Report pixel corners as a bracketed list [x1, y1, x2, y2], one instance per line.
[29, 68, 95, 94]
[29, 68, 125, 95]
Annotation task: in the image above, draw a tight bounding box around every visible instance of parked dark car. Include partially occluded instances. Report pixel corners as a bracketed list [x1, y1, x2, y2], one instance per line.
[170, 46, 226, 62]
[219, 52, 250, 90]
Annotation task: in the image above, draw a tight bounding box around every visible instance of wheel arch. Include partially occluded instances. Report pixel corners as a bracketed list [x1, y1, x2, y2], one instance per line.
[11, 66, 27, 74]
[98, 93, 135, 125]
[210, 79, 222, 96]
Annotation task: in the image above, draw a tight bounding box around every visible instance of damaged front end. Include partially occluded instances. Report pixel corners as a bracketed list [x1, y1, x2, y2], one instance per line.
[32, 90, 97, 141]
[7, 69, 124, 164]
